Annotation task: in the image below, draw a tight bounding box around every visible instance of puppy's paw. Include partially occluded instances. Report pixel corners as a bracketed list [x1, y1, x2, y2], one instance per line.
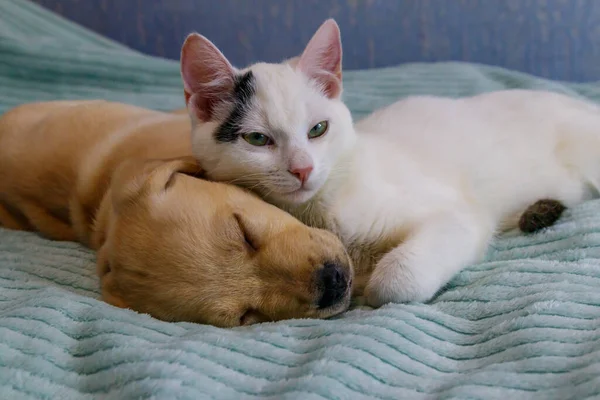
[364, 251, 440, 307]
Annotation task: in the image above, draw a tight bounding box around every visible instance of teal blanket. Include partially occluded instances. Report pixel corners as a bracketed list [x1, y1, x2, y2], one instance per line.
[1, 1, 600, 399]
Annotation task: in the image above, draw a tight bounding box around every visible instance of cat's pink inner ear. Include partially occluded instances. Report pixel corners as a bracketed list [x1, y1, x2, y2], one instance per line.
[180, 33, 235, 121]
[297, 19, 343, 99]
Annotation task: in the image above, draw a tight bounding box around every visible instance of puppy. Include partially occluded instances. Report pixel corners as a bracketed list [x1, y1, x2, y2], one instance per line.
[0, 100, 353, 327]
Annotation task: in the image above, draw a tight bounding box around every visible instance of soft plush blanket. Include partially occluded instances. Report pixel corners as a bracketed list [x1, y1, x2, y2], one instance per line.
[1, 1, 600, 399]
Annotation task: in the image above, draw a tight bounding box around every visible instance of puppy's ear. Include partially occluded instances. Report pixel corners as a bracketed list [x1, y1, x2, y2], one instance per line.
[111, 157, 203, 212]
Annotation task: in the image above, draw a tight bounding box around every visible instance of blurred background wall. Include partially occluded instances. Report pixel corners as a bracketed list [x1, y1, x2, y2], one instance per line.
[29, 0, 600, 82]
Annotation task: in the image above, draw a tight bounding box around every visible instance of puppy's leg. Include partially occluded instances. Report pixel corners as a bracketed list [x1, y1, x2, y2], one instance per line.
[0, 200, 31, 231]
[19, 201, 77, 241]
[69, 196, 96, 247]
[364, 206, 493, 306]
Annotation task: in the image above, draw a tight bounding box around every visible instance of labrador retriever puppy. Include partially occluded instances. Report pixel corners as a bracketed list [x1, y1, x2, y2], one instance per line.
[0, 100, 353, 327]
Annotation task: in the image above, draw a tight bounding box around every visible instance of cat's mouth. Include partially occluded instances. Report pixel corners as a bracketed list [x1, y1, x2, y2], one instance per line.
[272, 186, 316, 205]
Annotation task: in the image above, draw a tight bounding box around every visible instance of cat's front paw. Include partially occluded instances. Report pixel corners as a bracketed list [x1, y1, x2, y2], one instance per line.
[364, 251, 440, 307]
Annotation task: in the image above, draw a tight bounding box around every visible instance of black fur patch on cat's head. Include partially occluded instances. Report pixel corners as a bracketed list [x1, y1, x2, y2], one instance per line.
[214, 71, 256, 143]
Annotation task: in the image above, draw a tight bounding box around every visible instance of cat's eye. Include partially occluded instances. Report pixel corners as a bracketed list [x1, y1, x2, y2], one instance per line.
[242, 132, 273, 146]
[308, 121, 329, 139]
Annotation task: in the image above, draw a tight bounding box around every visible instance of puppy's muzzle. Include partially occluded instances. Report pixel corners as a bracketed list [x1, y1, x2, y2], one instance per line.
[317, 261, 351, 309]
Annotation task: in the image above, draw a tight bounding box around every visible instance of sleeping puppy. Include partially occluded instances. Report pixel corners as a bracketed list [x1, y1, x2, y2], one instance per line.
[0, 100, 353, 327]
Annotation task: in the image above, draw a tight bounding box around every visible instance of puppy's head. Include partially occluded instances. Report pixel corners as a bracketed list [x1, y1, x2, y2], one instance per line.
[97, 157, 353, 327]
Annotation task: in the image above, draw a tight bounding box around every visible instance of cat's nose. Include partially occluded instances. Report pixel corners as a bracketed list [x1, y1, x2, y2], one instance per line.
[289, 165, 313, 185]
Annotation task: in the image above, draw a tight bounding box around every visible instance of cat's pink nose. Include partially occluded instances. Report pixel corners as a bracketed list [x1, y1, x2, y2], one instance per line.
[289, 165, 313, 185]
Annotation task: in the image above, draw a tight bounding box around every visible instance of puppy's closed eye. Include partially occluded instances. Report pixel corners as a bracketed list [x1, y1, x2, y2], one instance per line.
[233, 213, 258, 252]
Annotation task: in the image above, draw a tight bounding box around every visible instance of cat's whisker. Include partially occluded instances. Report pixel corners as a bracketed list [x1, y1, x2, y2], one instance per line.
[248, 182, 267, 192]
[227, 174, 268, 185]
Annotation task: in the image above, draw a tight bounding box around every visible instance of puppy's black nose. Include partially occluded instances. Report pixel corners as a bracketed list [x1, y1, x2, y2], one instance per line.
[317, 262, 349, 309]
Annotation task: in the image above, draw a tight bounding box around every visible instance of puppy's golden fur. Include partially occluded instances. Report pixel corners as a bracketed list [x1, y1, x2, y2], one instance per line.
[0, 100, 353, 327]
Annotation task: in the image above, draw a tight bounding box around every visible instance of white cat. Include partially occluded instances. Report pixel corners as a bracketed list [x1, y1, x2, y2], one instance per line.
[180, 19, 600, 306]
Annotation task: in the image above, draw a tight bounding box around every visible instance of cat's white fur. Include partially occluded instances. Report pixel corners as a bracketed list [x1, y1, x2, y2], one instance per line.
[189, 62, 355, 205]
[181, 20, 600, 306]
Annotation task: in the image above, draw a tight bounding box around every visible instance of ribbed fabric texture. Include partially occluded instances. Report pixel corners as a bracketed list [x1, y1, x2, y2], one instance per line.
[1, 1, 600, 399]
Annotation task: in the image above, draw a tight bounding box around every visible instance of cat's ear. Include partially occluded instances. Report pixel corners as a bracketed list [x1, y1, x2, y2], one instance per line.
[297, 19, 343, 99]
[181, 33, 236, 122]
